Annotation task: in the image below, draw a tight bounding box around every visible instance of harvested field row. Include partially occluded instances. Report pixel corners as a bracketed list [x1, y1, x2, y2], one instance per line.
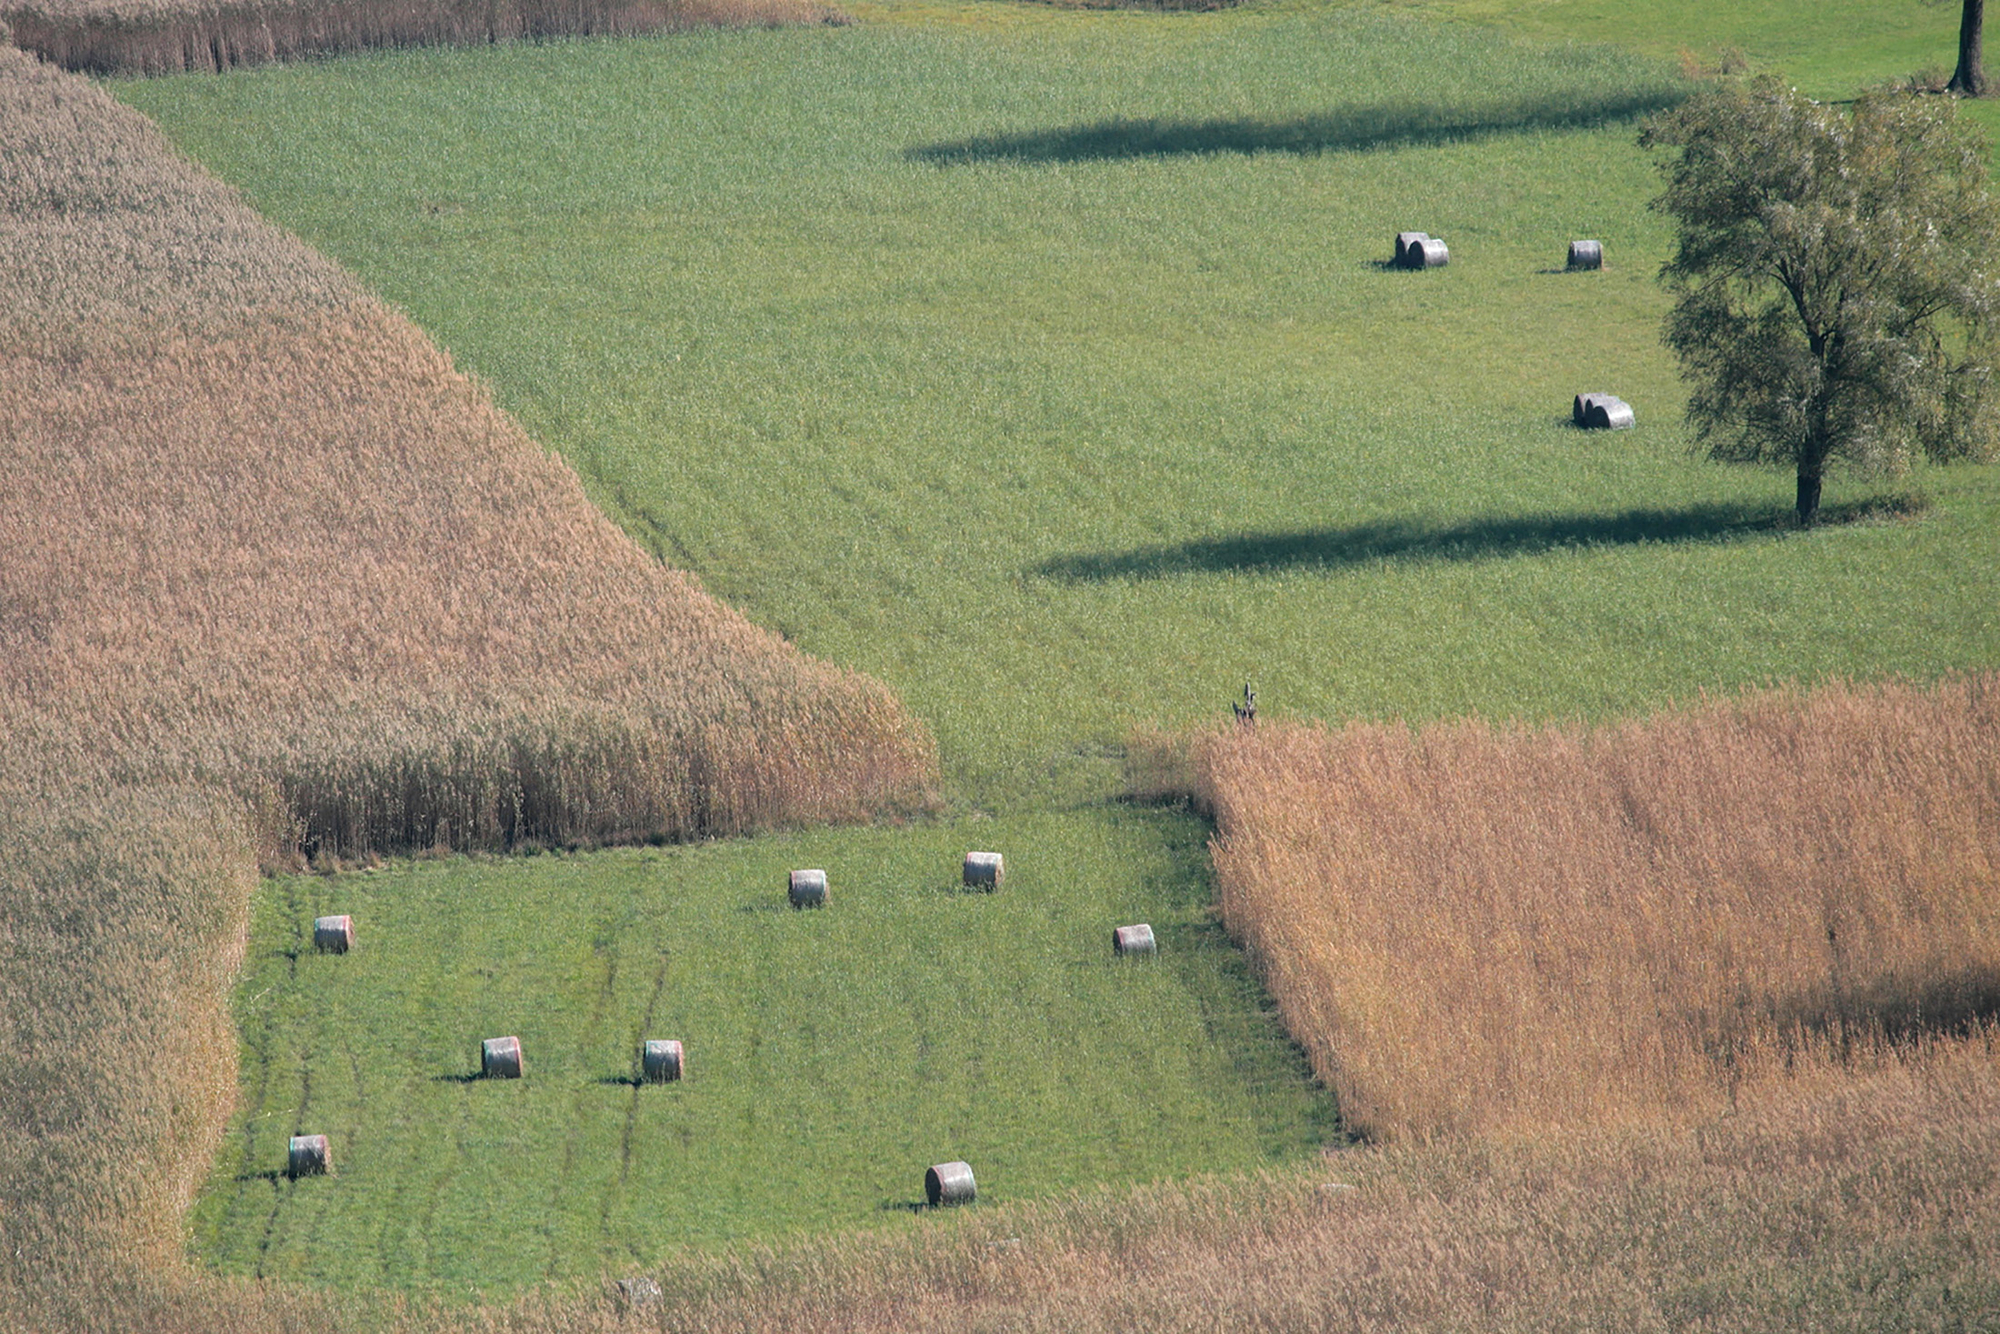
[2, 0, 841, 75]
[1141, 673, 2000, 1142]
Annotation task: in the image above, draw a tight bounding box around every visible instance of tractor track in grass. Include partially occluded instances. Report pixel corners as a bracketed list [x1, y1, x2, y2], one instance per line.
[545, 921, 624, 1279]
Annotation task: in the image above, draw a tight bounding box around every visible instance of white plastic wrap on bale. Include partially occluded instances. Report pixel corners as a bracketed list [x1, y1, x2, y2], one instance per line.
[963, 851, 1004, 891]
[642, 1038, 684, 1083]
[481, 1035, 524, 1079]
[1584, 396, 1635, 430]
[1394, 231, 1429, 266]
[1567, 239, 1603, 270]
[287, 1134, 331, 1178]
[1112, 923, 1157, 955]
[925, 1160, 977, 1207]
[788, 868, 828, 909]
[312, 914, 353, 953]
[613, 1278, 663, 1312]
[1408, 237, 1449, 268]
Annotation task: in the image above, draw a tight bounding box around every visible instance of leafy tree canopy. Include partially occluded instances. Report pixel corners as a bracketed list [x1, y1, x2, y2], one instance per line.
[1641, 79, 2000, 524]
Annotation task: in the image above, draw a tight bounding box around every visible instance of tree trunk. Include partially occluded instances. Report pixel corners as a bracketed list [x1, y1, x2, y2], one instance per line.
[1796, 466, 1823, 527]
[1949, 0, 1987, 96]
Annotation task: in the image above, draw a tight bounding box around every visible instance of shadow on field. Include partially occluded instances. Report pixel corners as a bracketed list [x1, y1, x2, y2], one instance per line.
[907, 89, 1683, 165]
[1035, 500, 1821, 581]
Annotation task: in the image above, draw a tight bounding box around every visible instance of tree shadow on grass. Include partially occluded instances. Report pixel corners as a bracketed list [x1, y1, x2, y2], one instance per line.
[1033, 499, 1864, 583]
[907, 89, 1684, 166]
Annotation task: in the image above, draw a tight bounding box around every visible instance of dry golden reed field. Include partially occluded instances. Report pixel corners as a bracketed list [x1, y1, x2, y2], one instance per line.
[2, 23, 1998, 1333]
[1136, 675, 2000, 1141]
[0, 0, 841, 76]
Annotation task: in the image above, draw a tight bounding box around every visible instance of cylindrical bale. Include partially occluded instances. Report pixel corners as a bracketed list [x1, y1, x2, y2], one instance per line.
[613, 1278, 663, 1311]
[1410, 238, 1449, 268]
[312, 914, 353, 954]
[481, 1035, 524, 1079]
[788, 868, 828, 909]
[1585, 396, 1635, 430]
[1567, 239, 1603, 270]
[287, 1133, 331, 1178]
[1394, 231, 1428, 266]
[925, 1160, 977, 1207]
[642, 1038, 684, 1083]
[1112, 923, 1157, 955]
[962, 852, 1004, 891]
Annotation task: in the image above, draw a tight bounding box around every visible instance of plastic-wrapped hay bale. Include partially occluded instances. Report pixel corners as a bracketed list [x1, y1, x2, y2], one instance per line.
[1573, 392, 1600, 426]
[287, 1134, 331, 1177]
[1394, 231, 1429, 266]
[1567, 239, 1603, 270]
[925, 1160, 977, 1207]
[481, 1035, 524, 1079]
[1112, 923, 1157, 955]
[788, 868, 828, 909]
[312, 914, 353, 953]
[613, 1278, 663, 1312]
[1584, 396, 1635, 430]
[642, 1039, 684, 1083]
[1408, 237, 1449, 268]
[963, 851, 1004, 891]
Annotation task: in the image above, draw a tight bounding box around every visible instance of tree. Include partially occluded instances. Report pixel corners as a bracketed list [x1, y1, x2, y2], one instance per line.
[1948, 0, 1987, 97]
[1641, 80, 2000, 525]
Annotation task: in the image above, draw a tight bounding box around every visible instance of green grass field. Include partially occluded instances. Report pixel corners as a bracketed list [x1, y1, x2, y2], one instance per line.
[194, 810, 1334, 1290]
[114, 0, 2000, 1292]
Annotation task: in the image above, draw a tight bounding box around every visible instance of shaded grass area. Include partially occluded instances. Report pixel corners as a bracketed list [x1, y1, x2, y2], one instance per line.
[114, 8, 2000, 815]
[193, 809, 1336, 1290]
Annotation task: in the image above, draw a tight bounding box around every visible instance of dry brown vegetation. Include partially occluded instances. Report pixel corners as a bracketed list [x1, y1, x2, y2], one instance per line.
[1134, 675, 2000, 1144]
[0, 39, 929, 1322]
[2, 0, 842, 76]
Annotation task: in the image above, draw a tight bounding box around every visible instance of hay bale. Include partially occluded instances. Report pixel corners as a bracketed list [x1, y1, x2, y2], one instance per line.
[642, 1038, 684, 1083]
[1584, 395, 1635, 430]
[962, 851, 1004, 891]
[1573, 392, 1603, 426]
[1407, 238, 1449, 269]
[1567, 239, 1603, 270]
[287, 1133, 331, 1178]
[1112, 923, 1157, 955]
[925, 1160, 977, 1207]
[481, 1035, 524, 1079]
[1394, 231, 1429, 266]
[312, 914, 353, 954]
[788, 868, 828, 909]
[613, 1278, 663, 1312]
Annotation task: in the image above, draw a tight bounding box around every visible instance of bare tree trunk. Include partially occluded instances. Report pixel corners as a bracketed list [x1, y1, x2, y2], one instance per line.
[1949, 0, 1987, 96]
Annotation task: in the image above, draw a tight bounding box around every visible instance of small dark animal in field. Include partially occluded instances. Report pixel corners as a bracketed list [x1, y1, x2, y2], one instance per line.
[1233, 683, 1257, 726]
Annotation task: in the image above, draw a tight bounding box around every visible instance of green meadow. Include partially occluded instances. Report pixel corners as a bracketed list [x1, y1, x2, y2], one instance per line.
[117, 0, 2000, 1290]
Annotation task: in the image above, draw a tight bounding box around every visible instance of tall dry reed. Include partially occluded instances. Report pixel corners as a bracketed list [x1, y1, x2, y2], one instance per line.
[0, 39, 930, 1324]
[1154, 675, 2000, 1141]
[3, 0, 843, 76]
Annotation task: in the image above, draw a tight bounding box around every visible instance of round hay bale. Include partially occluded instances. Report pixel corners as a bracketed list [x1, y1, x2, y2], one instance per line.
[1573, 392, 1611, 427]
[925, 1160, 977, 1207]
[481, 1035, 524, 1079]
[1112, 923, 1157, 955]
[312, 914, 353, 954]
[788, 868, 828, 909]
[613, 1278, 663, 1312]
[1394, 231, 1429, 266]
[1409, 238, 1449, 268]
[962, 851, 1004, 891]
[1567, 239, 1603, 270]
[1584, 396, 1635, 430]
[642, 1038, 684, 1083]
[287, 1133, 331, 1178]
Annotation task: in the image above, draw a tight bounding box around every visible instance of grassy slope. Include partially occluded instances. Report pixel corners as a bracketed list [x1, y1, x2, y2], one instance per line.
[109, 0, 2000, 1294]
[118, 5, 2000, 813]
[194, 810, 1332, 1289]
